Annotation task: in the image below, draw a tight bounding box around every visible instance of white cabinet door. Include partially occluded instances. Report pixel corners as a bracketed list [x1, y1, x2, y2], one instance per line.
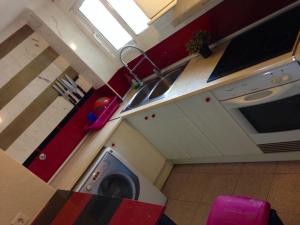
[127, 103, 219, 160]
[177, 92, 261, 155]
[134, 0, 175, 19]
[106, 121, 166, 183]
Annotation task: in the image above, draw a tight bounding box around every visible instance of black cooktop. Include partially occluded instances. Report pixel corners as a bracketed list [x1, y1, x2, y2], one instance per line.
[207, 5, 300, 83]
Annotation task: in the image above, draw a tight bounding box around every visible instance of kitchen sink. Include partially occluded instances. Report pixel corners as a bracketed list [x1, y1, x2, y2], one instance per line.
[124, 78, 160, 109]
[148, 69, 182, 100]
[122, 63, 187, 112]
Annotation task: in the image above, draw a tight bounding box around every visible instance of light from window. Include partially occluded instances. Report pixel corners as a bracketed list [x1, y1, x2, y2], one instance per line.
[106, 0, 149, 34]
[79, 0, 132, 49]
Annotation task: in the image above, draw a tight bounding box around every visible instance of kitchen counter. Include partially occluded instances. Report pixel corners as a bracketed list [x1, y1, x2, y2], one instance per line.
[120, 40, 296, 118]
[50, 35, 299, 190]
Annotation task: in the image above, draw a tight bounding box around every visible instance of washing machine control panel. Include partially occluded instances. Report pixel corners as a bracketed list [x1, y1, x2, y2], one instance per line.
[86, 184, 92, 191]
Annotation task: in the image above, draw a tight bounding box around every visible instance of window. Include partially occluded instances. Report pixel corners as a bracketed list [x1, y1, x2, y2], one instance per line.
[77, 0, 149, 50]
[106, 0, 149, 34]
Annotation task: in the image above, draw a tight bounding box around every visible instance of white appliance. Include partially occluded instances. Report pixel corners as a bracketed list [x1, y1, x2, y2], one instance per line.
[213, 61, 300, 153]
[74, 147, 167, 205]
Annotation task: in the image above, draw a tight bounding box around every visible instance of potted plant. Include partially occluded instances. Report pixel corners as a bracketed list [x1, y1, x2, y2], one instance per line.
[186, 31, 212, 58]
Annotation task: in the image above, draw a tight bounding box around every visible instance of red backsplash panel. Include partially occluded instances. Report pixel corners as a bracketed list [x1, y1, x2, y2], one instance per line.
[108, 0, 297, 97]
[108, 67, 131, 98]
[28, 86, 117, 182]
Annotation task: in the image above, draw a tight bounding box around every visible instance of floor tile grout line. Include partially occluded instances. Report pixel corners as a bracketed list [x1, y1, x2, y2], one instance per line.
[188, 202, 202, 225]
[232, 172, 242, 196]
[265, 173, 277, 204]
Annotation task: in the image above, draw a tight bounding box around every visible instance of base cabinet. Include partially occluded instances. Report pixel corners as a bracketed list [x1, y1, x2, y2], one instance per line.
[177, 92, 261, 156]
[126, 91, 261, 162]
[127, 103, 220, 161]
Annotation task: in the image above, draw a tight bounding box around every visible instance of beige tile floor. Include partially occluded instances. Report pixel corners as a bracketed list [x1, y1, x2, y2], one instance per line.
[162, 161, 300, 225]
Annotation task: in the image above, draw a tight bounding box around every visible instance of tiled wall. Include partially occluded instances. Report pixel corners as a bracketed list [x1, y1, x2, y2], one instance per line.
[107, 0, 297, 97]
[0, 24, 92, 164]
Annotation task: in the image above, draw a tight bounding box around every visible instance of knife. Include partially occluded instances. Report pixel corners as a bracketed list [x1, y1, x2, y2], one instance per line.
[63, 75, 85, 97]
[61, 78, 83, 99]
[56, 80, 79, 103]
[65, 74, 86, 96]
[53, 83, 77, 105]
[54, 82, 77, 105]
[52, 84, 76, 105]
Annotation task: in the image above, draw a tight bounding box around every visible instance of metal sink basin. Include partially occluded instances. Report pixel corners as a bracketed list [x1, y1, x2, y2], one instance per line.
[124, 78, 159, 110]
[148, 69, 182, 100]
[122, 63, 187, 112]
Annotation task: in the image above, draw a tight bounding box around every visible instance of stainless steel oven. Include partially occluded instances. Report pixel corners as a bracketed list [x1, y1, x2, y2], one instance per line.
[213, 61, 300, 153]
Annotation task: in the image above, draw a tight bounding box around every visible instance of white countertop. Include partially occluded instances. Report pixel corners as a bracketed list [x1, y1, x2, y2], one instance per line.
[120, 41, 297, 118]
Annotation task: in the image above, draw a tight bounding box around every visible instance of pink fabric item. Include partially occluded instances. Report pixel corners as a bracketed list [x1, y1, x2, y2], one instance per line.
[206, 196, 270, 225]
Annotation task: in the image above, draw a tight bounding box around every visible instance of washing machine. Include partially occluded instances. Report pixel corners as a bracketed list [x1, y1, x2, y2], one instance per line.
[74, 147, 167, 206]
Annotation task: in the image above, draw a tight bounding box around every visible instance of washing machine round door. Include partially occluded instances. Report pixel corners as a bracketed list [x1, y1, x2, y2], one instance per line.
[98, 173, 137, 199]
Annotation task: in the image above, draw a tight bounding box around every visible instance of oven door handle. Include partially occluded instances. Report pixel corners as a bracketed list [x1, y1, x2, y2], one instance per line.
[223, 80, 300, 108]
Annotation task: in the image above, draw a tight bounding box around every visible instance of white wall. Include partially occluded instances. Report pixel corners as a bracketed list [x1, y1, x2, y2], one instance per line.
[0, 0, 228, 93]
[0, 0, 29, 32]
[0, 20, 92, 163]
[27, 1, 121, 88]
[0, 0, 212, 91]
[55, 0, 207, 76]
[0, 19, 27, 43]
[0, 0, 49, 34]
[0, 0, 119, 89]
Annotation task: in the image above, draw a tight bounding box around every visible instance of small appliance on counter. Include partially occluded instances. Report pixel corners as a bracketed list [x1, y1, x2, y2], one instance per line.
[74, 147, 167, 206]
[208, 5, 300, 82]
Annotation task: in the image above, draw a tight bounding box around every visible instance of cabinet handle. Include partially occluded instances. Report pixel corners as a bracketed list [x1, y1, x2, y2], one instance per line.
[144, 116, 149, 120]
[151, 114, 156, 118]
[39, 153, 46, 161]
[205, 97, 211, 103]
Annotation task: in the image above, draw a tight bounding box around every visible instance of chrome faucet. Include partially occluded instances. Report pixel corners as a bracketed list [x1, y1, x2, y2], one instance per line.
[119, 45, 162, 86]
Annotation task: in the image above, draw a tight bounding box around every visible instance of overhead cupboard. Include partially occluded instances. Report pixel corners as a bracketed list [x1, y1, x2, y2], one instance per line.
[127, 91, 261, 162]
[134, 0, 176, 22]
[134, 0, 225, 24]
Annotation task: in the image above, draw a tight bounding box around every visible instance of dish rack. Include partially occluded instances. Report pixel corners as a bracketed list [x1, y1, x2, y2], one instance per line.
[84, 96, 120, 131]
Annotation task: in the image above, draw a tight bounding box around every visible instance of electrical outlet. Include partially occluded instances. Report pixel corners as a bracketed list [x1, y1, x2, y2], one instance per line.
[11, 213, 30, 225]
